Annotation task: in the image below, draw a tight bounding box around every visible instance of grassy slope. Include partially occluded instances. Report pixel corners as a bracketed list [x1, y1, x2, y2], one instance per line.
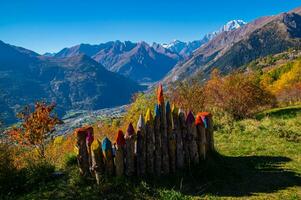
[14, 107, 301, 200]
[208, 107, 301, 199]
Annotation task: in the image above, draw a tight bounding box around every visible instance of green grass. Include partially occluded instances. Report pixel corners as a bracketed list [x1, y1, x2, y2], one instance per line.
[210, 117, 301, 199]
[255, 105, 301, 120]
[9, 107, 301, 200]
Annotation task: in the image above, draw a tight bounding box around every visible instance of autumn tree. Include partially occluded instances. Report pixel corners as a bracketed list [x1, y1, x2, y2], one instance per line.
[10, 102, 62, 158]
[168, 78, 205, 113]
[204, 70, 275, 119]
[277, 82, 301, 104]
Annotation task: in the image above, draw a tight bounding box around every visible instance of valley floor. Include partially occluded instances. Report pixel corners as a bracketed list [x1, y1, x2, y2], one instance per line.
[12, 107, 301, 200]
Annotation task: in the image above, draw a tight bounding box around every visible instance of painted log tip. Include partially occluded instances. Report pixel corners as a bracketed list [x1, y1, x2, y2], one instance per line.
[102, 137, 112, 152]
[91, 139, 101, 151]
[157, 84, 164, 105]
[126, 123, 135, 137]
[115, 130, 125, 146]
[178, 108, 185, 116]
[166, 101, 171, 114]
[154, 104, 160, 117]
[195, 114, 204, 126]
[137, 114, 145, 129]
[197, 112, 212, 128]
[203, 117, 209, 129]
[172, 104, 178, 115]
[186, 111, 195, 124]
[145, 108, 153, 122]
[197, 112, 212, 117]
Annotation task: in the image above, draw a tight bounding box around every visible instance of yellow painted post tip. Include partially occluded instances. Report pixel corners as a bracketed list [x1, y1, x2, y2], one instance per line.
[145, 108, 153, 122]
[91, 139, 101, 150]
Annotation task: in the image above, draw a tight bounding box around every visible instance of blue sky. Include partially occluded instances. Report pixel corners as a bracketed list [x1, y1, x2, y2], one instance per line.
[0, 0, 300, 54]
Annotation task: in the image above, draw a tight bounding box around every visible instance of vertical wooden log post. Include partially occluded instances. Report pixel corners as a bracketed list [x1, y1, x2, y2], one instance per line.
[195, 113, 207, 160]
[91, 139, 104, 184]
[166, 101, 176, 173]
[179, 109, 190, 168]
[198, 112, 213, 154]
[154, 104, 162, 176]
[86, 127, 94, 172]
[157, 84, 169, 175]
[75, 128, 90, 177]
[114, 130, 125, 176]
[102, 137, 114, 176]
[125, 123, 135, 176]
[186, 111, 199, 165]
[145, 108, 155, 174]
[136, 114, 146, 176]
[172, 104, 184, 169]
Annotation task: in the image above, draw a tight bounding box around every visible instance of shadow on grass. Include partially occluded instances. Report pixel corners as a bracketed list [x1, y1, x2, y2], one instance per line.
[61, 153, 301, 198]
[10, 153, 301, 199]
[145, 152, 301, 198]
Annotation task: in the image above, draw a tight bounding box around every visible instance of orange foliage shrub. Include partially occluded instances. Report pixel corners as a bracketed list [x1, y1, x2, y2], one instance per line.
[167, 70, 275, 119]
[9, 102, 62, 158]
[45, 135, 76, 168]
[168, 79, 205, 113]
[203, 70, 275, 119]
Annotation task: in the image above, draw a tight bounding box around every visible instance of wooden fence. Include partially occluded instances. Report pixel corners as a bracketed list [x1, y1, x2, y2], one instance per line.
[74, 85, 214, 184]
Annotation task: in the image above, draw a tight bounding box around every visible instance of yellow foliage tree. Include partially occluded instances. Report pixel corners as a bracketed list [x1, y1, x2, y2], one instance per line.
[270, 60, 301, 93]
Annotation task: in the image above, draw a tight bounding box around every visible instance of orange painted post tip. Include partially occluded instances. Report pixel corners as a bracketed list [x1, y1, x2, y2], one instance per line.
[157, 84, 164, 105]
[197, 112, 211, 117]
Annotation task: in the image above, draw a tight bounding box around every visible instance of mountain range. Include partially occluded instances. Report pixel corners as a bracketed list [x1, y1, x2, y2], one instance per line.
[48, 20, 247, 83]
[2, 19, 245, 124]
[0, 40, 144, 124]
[53, 41, 180, 83]
[163, 7, 301, 83]
[2, 6, 301, 125]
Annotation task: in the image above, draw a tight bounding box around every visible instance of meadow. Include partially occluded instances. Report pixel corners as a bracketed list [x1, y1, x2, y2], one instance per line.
[3, 106, 300, 200]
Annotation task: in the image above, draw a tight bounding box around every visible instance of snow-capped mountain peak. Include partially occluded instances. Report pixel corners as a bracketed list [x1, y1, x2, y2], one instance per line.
[162, 40, 185, 49]
[220, 20, 247, 32]
[161, 19, 247, 57]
